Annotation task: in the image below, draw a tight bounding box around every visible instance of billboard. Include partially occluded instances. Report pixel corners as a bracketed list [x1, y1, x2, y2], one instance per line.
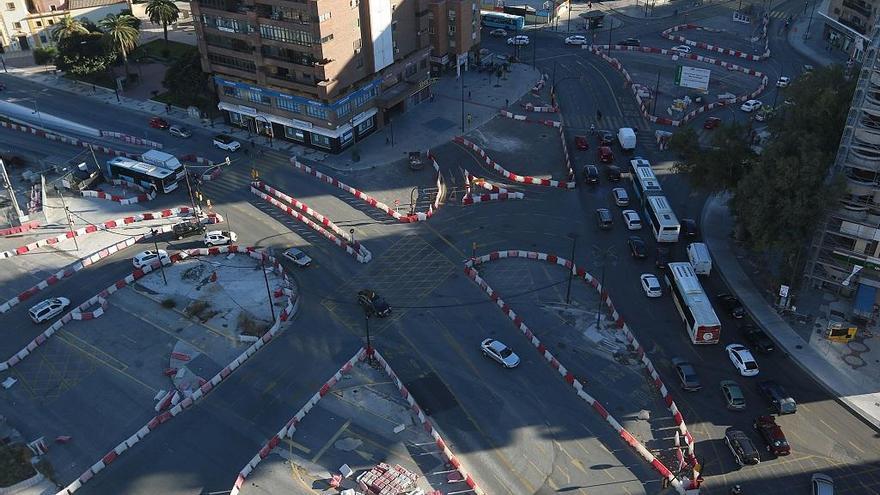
[675, 66, 711, 91]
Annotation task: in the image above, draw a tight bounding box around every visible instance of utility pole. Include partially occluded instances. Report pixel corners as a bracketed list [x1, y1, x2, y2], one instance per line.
[460, 72, 465, 133]
[182, 162, 199, 216]
[652, 70, 661, 114]
[151, 229, 167, 285]
[57, 188, 79, 252]
[261, 255, 276, 322]
[567, 3, 572, 33]
[592, 245, 617, 329]
[364, 314, 374, 365]
[565, 233, 578, 304]
[804, 0, 815, 39]
[608, 23, 613, 53]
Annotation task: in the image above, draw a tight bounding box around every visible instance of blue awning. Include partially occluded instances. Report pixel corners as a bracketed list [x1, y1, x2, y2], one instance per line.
[853, 283, 877, 316]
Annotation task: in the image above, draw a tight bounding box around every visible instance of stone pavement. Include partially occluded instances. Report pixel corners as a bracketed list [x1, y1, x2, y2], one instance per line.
[785, 3, 851, 66]
[702, 193, 880, 430]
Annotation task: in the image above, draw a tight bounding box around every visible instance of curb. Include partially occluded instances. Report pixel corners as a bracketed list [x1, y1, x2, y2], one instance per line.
[99, 131, 163, 149]
[464, 250, 702, 494]
[660, 16, 770, 61]
[80, 179, 156, 205]
[461, 169, 525, 204]
[454, 136, 577, 189]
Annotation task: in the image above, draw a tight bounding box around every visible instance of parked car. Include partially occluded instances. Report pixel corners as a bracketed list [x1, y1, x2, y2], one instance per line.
[357, 289, 391, 317]
[489, 28, 507, 37]
[283, 247, 312, 267]
[776, 76, 791, 87]
[803, 64, 815, 73]
[717, 92, 737, 104]
[173, 220, 205, 240]
[681, 218, 699, 238]
[575, 135, 590, 150]
[619, 38, 641, 47]
[741, 323, 775, 353]
[598, 145, 614, 163]
[507, 35, 529, 45]
[725, 428, 761, 466]
[622, 209, 642, 230]
[612, 187, 629, 206]
[720, 380, 747, 410]
[726, 344, 759, 377]
[584, 164, 600, 184]
[716, 293, 745, 319]
[703, 117, 721, 130]
[132, 249, 170, 269]
[811, 474, 834, 495]
[740, 99, 763, 112]
[169, 125, 192, 138]
[28, 297, 71, 323]
[628, 236, 647, 259]
[596, 208, 613, 230]
[480, 338, 520, 368]
[213, 134, 241, 151]
[606, 165, 621, 182]
[655, 247, 669, 269]
[149, 116, 169, 129]
[754, 415, 791, 456]
[671, 357, 700, 390]
[598, 130, 614, 146]
[758, 380, 797, 414]
[204, 230, 237, 246]
[564, 35, 587, 45]
[671, 45, 691, 54]
[640, 273, 662, 298]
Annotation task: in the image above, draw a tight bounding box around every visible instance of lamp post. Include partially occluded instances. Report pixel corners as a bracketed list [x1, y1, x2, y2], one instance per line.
[592, 245, 617, 328]
[151, 229, 167, 285]
[461, 72, 466, 133]
[261, 254, 276, 322]
[364, 313, 374, 365]
[565, 233, 578, 304]
[804, 0, 815, 39]
[55, 187, 79, 251]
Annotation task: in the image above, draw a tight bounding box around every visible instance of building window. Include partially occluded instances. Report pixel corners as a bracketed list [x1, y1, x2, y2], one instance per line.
[285, 126, 305, 141]
[248, 91, 271, 105]
[259, 24, 315, 45]
[428, 24, 435, 34]
[353, 86, 376, 107]
[353, 38, 362, 50]
[50, 4, 56, 10]
[47, 19, 54, 25]
[336, 101, 352, 118]
[202, 14, 252, 34]
[207, 53, 256, 72]
[448, 25, 455, 33]
[306, 105, 327, 119]
[318, 11, 331, 22]
[320, 33, 334, 43]
[5, 3, 14, 10]
[35, 20, 42, 27]
[223, 85, 242, 98]
[12, 21, 21, 28]
[229, 112, 242, 124]
[39, 34, 47, 43]
[448, 9, 455, 19]
[277, 98, 302, 113]
[311, 133, 331, 148]
[357, 116, 374, 133]
[350, 0, 358, 8]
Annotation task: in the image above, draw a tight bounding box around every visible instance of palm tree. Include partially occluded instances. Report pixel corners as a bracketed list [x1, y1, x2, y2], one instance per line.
[145, 0, 180, 44]
[99, 13, 140, 76]
[51, 15, 88, 42]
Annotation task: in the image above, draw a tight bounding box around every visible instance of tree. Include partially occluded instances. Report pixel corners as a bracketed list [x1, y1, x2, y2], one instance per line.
[145, 0, 180, 43]
[162, 49, 211, 108]
[671, 122, 756, 193]
[99, 13, 140, 76]
[55, 31, 116, 76]
[51, 15, 88, 42]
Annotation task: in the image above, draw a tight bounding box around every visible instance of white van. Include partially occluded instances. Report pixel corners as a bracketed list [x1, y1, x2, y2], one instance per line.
[617, 127, 637, 152]
[687, 242, 712, 276]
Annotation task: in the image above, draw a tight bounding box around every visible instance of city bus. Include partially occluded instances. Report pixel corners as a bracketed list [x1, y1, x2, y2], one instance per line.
[629, 158, 662, 203]
[666, 262, 721, 344]
[644, 195, 681, 243]
[481, 12, 526, 30]
[105, 157, 179, 194]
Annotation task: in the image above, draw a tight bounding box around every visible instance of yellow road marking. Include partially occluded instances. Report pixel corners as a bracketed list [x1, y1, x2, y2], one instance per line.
[311, 419, 351, 463]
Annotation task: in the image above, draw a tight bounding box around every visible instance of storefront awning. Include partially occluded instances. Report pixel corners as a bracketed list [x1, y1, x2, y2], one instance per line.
[854, 283, 876, 316]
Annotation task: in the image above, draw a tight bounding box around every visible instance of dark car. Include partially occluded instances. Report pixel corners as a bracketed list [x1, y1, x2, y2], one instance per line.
[172, 220, 205, 240]
[655, 247, 669, 269]
[716, 293, 745, 319]
[584, 164, 600, 184]
[598, 146, 614, 163]
[758, 380, 797, 414]
[598, 130, 614, 146]
[681, 218, 699, 238]
[724, 428, 761, 466]
[357, 289, 391, 317]
[619, 38, 641, 47]
[754, 415, 791, 456]
[703, 117, 721, 130]
[628, 236, 647, 259]
[596, 208, 613, 230]
[606, 165, 621, 182]
[740, 323, 775, 353]
[671, 357, 701, 391]
[149, 116, 170, 129]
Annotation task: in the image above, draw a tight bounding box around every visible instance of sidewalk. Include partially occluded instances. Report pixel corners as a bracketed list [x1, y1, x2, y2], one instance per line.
[785, 2, 850, 66]
[602, 0, 737, 20]
[702, 194, 880, 431]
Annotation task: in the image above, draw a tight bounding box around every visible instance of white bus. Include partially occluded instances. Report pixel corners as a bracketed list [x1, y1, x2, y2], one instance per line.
[629, 158, 662, 202]
[644, 195, 681, 243]
[106, 157, 179, 194]
[666, 262, 721, 344]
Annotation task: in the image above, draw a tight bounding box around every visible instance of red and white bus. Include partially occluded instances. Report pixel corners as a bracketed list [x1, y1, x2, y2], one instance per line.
[666, 262, 721, 344]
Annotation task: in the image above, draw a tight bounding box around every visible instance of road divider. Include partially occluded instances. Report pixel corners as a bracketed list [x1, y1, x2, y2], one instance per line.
[660, 15, 770, 61]
[454, 136, 577, 189]
[79, 179, 156, 205]
[462, 169, 524, 204]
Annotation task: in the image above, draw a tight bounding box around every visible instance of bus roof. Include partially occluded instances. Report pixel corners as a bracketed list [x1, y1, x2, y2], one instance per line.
[630, 157, 651, 168]
[668, 262, 721, 325]
[480, 11, 524, 19]
[108, 157, 172, 178]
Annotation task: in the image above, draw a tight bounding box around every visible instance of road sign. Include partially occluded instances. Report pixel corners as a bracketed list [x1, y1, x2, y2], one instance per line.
[779, 284, 790, 298]
[675, 66, 711, 91]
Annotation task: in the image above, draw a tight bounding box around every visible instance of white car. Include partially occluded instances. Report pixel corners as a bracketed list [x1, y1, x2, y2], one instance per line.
[776, 76, 790, 88]
[204, 230, 238, 246]
[213, 134, 241, 152]
[489, 28, 507, 37]
[622, 209, 642, 230]
[132, 249, 170, 269]
[169, 125, 192, 138]
[480, 338, 520, 368]
[612, 187, 629, 207]
[565, 35, 587, 45]
[717, 92, 737, 104]
[740, 99, 763, 112]
[28, 297, 71, 323]
[726, 343, 759, 377]
[640, 274, 662, 298]
[671, 45, 691, 54]
[283, 247, 312, 267]
[507, 35, 529, 46]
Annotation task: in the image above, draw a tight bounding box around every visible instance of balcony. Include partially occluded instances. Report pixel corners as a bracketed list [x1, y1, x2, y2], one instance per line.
[860, 109, 880, 130]
[847, 174, 878, 196]
[842, 0, 872, 19]
[198, 0, 254, 14]
[838, 15, 868, 35]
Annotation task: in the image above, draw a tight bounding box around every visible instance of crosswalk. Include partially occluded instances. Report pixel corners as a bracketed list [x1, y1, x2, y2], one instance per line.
[769, 10, 790, 19]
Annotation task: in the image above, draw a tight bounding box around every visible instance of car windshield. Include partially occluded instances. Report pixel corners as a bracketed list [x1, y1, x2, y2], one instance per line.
[745, 361, 758, 370]
[499, 348, 513, 358]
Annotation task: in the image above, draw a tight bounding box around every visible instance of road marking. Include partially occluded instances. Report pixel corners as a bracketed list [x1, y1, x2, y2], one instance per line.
[575, 58, 624, 117]
[818, 418, 839, 436]
[109, 301, 214, 356]
[311, 418, 351, 463]
[55, 332, 158, 394]
[283, 438, 311, 454]
[129, 288, 234, 345]
[422, 219, 467, 258]
[57, 330, 128, 372]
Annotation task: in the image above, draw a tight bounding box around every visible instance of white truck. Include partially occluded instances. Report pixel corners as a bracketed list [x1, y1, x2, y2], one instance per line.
[141, 150, 183, 173]
[687, 242, 712, 276]
[617, 127, 637, 152]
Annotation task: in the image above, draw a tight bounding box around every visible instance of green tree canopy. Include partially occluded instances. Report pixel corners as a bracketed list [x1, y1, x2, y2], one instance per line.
[99, 13, 140, 75]
[671, 122, 756, 193]
[51, 15, 88, 42]
[162, 49, 211, 109]
[55, 31, 116, 76]
[145, 0, 180, 43]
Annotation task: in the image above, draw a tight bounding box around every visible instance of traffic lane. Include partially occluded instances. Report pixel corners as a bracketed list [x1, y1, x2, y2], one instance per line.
[76, 295, 364, 495]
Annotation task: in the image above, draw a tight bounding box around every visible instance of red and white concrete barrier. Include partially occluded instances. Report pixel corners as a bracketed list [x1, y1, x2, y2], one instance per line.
[522, 102, 559, 113]
[0, 120, 141, 159]
[454, 136, 577, 189]
[80, 179, 156, 205]
[0, 220, 41, 237]
[461, 169, 524, 205]
[50, 246, 300, 495]
[498, 110, 561, 128]
[250, 180, 372, 263]
[660, 16, 770, 61]
[99, 131, 163, 149]
[463, 250, 702, 493]
[0, 205, 200, 260]
[290, 154, 444, 223]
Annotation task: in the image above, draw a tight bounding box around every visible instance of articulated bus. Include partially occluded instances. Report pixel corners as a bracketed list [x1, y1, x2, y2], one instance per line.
[644, 195, 681, 243]
[481, 12, 526, 30]
[106, 157, 179, 194]
[666, 262, 721, 344]
[629, 158, 662, 203]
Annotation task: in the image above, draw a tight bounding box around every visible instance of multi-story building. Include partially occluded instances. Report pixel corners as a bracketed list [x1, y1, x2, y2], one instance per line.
[0, 0, 128, 54]
[193, 0, 479, 153]
[820, 0, 875, 59]
[805, 19, 880, 313]
[0, 0, 35, 52]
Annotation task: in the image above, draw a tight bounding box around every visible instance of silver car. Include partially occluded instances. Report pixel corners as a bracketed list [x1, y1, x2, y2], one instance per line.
[283, 247, 312, 267]
[480, 338, 520, 368]
[169, 125, 192, 138]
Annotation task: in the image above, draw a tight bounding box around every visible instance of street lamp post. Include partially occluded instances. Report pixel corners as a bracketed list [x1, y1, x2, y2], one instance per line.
[565, 233, 578, 304]
[56, 187, 79, 252]
[364, 314, 374, 365]
[592, 245, 617, 329]
[261, 254, 276, 322]
[804, 0, 815, 39]
[461, 73, 466, 133]
[151, 229, 168, 285]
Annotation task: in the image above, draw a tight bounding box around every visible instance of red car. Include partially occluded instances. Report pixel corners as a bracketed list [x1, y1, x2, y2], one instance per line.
[575, 135, 589, 150]
[149, 117, 170, 129]
[754, 415, 790, 456]
[703, 117, 721, 129]
[598, 145, 614, 163]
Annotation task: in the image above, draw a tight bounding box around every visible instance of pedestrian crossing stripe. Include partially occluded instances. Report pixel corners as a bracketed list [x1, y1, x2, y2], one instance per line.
[770, 11, 787, 18]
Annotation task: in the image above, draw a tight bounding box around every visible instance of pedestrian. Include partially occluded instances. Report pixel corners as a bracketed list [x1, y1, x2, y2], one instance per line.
[165, 103, 171, 114]
[430, 93, 435, 102]
[467, 113, 472, 125]
[386, 136, 391, 145]
[468, 90, 472, 100]
[505, 98, 509, 108]
[596, 109, 603, 120]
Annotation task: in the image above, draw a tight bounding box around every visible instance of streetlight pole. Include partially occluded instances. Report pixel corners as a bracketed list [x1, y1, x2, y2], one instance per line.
[567, 3, 572, 33]
[151, 229, 167, 285]
[261, 255, 276, 322]
[596, 263, 606, 329]
[608, 23, 613, 53]
[804, 0, 815, 39]
[565, 233, 578, 304]
[364, 314, 374, 365]
[56, 187, 79, 251]
[461, 72, 465, 133]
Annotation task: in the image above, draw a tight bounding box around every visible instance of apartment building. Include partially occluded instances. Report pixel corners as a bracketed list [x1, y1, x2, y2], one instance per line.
[821, 0, 875, 59]
[805, 20, 880, 314]
[0, 0, 35, 52]
[0, 0, 127, 54]
[193, 0, 479, 153]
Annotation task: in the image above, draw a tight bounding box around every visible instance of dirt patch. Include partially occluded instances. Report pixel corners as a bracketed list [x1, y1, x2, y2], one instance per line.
[238, 312, 270, 337]
[0, 443, 36, 487]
